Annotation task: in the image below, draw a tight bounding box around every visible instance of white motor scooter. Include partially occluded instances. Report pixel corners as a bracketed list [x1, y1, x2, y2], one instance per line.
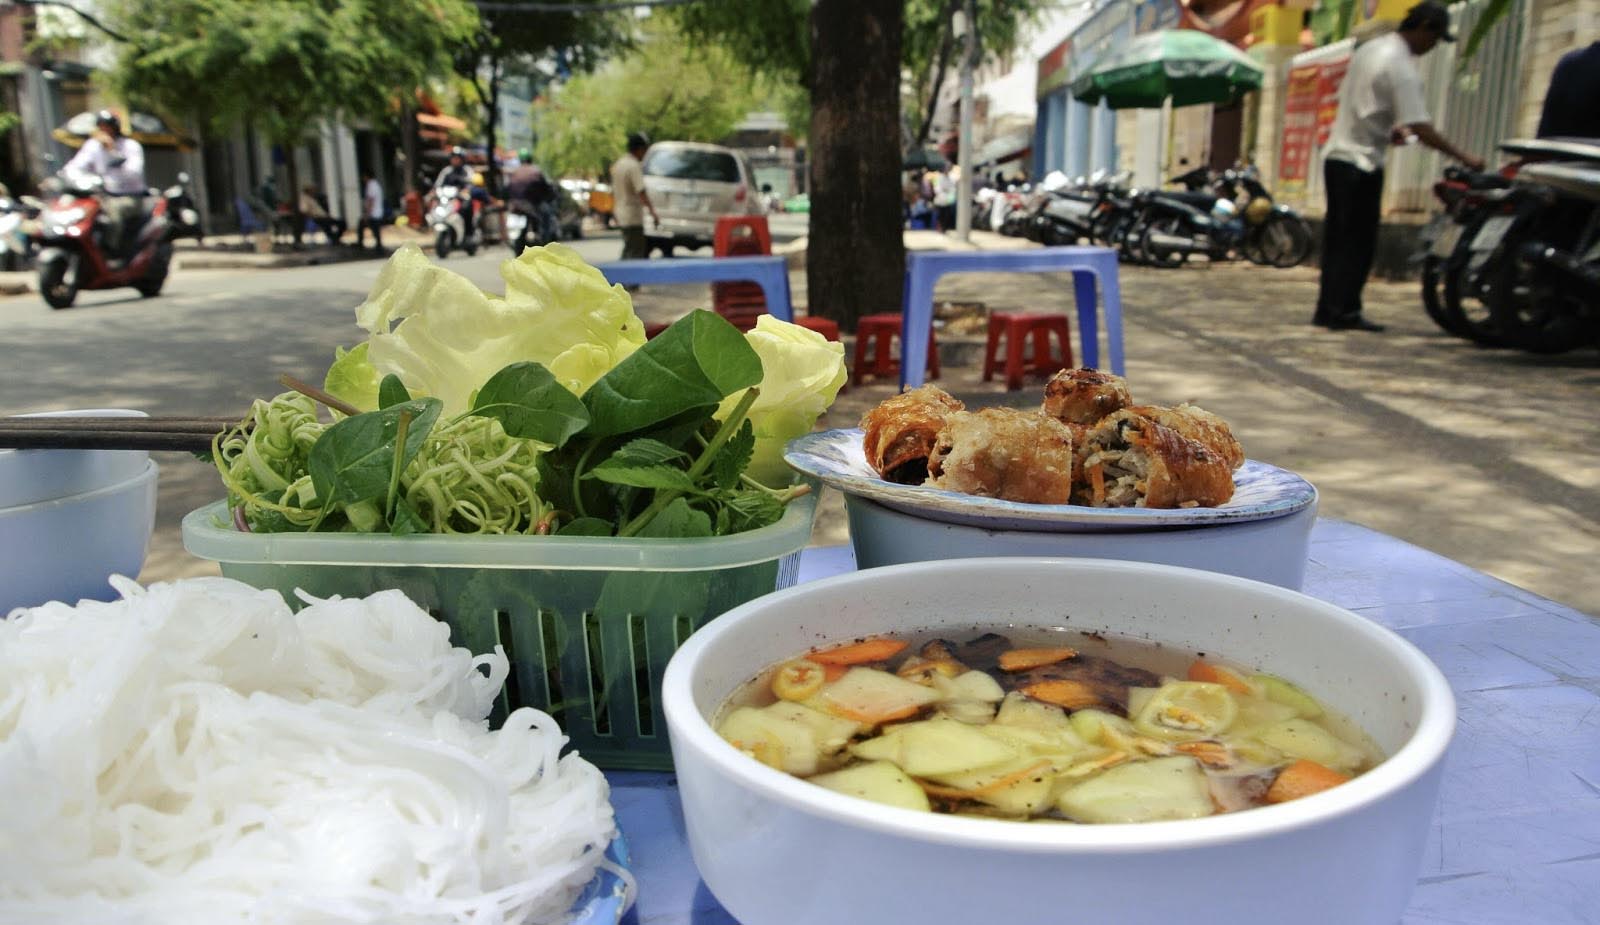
[428, 185, 478, 259]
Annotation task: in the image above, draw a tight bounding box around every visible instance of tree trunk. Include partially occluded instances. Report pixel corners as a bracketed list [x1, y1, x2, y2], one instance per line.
[915, 7, 958, 149]
[807, 0, 905, 333]
[484, 53, 503, 194]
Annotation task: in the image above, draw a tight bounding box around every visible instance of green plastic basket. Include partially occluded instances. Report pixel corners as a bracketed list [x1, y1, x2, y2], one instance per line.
[181, 488, 817, 770]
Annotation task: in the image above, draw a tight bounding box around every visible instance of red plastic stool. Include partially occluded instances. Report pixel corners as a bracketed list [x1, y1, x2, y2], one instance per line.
[794, 316, 840, 341]
[852, 313, 939, 386]
[982, 312, 1073, 391]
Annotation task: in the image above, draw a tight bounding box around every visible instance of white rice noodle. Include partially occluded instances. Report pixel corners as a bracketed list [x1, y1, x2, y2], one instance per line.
[0, 577, 630, 924]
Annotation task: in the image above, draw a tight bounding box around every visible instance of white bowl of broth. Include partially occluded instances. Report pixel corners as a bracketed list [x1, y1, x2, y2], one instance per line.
[662, 558, 1455, 925]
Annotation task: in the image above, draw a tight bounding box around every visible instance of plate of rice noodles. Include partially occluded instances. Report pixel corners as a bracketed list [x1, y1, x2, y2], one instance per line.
[784, 370, 1315, 533]
[0, 577, 635, 925]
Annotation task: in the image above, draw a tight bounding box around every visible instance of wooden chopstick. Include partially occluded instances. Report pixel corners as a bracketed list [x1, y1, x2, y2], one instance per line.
[0, 415, 244, 452]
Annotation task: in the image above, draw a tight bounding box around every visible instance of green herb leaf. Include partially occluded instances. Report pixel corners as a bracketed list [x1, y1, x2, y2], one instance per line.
[557, 517, 614, 536]
[470, 361, 591, 447]
[390, 497, 428, 535]
[378, 374, 411, 409]
[712, 419, 756, 490]
[308, 398, 442, 507]
[582, 310, 762, 438]
[636, 497, 713, 538]
[608, 437, 687, 468]
[721, 491, 786, 534]
[587, 462, 699, 492]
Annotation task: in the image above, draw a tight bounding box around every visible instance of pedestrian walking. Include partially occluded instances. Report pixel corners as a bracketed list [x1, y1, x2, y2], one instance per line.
[933, 165, 957, 232]
[1313, 0, 1483, 332]
[610, 132, 658, 260]
[357, 172, 385, 250]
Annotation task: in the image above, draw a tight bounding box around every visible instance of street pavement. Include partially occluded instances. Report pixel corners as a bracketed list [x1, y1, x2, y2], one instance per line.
[2, 226, 1596, 616]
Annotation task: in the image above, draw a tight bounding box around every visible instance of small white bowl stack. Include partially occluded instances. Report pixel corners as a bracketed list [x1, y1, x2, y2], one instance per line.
[0, 409, 159, 613]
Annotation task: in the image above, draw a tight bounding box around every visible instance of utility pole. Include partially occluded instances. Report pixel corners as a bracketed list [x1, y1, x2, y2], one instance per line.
[953, 0, 977, 242]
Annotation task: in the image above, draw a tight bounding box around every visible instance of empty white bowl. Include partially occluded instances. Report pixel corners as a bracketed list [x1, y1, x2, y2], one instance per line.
[0, 408, 150, 508]
[1, 460, 159, 613]
[663, 558, 1455, 925]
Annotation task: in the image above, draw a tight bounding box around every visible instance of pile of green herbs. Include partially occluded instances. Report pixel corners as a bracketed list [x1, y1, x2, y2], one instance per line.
[215, 310, 808, 540]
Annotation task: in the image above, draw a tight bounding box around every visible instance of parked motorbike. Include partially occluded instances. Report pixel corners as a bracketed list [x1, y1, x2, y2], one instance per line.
[1022, 171, 1098, 246]
[0, 193, 41, 271]
[34, 170, 176, 309]
[1140, 164, 1312, 268]
[1486, 159, 1600, 353]
[1416, 164, 1514, 343]
[429, 184, 479, 258]
[165, 171, 204, 244]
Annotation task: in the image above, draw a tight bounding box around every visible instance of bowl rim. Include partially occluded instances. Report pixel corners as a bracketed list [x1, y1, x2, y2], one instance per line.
[662, 557, 1457, 854]
[0, 458, 159, 517]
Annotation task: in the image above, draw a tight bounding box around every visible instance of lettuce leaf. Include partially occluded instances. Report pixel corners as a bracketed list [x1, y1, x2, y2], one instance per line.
[715, 315, 848, 486]
[333, 243, 646, 416]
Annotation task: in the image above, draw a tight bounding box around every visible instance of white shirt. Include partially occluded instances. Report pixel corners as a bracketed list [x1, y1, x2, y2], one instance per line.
[65, 135, 146, 195]
[364, 178, 383, 220]
[1323, 33, 1431, 174]
[609, 153, 645, 228]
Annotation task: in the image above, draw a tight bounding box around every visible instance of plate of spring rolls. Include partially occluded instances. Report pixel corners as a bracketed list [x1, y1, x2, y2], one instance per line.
[784, 369, 1316, 533]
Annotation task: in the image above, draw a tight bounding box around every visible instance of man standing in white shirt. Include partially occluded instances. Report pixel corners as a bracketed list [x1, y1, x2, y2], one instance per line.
[1314, 1, 1484, 331]
[64, 110, 147, 260]
[358, 171, 385, 250]
[609, 132, 658, 260]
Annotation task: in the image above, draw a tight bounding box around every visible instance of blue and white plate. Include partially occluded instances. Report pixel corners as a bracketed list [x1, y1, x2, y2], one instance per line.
[567, 833, 633, 924]
[785, 428, 1317, 534]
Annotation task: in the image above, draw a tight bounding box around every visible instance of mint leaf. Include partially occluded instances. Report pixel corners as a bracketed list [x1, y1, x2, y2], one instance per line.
[712, 419, 755, 490]
[558, 516, 614, 536]
[582, 310, 762, 437]
[309, 398, 442, 508]
[609, 437, 687, 468]
[378, 374, 411, 409]
[471, 361, 590, 447]
[722, 491, 786, 534]
[637, 497, 713, 538]
[586, 462, 698, 492]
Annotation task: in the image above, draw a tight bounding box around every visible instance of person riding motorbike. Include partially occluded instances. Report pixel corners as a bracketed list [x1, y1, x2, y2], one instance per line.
[505, 149, 559, 244]
[433, 147, 476, 241]
[63, 110, 146, 261]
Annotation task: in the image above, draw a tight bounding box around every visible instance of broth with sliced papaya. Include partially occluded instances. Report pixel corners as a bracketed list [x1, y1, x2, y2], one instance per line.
[714, 629, 1381, 823]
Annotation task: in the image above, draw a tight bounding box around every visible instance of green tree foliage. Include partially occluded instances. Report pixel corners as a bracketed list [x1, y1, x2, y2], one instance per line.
[452, 2, 625, 190]
[903, 0, 1048, 148]
[532, 21, 773, 179]
[105, 0, 477, 234]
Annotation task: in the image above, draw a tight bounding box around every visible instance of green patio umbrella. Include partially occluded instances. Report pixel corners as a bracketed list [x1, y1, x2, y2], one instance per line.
[1071, 30, 1265, 110]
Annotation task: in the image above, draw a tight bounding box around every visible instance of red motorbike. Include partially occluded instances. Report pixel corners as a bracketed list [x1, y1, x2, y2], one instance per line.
[35, 170, 177, 309]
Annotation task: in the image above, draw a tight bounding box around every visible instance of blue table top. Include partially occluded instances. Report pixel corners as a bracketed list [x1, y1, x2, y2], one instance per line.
[604, 520, 1600, 925]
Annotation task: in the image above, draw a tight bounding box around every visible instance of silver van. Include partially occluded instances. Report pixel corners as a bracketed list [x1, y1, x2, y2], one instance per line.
[642, 141, 762, 255]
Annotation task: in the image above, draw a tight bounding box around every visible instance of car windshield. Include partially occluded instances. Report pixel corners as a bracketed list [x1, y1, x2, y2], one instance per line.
[643, 148, 740, 183]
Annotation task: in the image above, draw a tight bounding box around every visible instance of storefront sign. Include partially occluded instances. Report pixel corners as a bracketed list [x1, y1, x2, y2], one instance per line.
[1037, 37, 1073, 98]
[1278, 62, 1321, 189]
[1134, 0, 1183, 34]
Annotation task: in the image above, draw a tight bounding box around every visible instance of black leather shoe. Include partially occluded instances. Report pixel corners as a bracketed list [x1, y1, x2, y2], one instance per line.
[1321, 317, 1386, 332]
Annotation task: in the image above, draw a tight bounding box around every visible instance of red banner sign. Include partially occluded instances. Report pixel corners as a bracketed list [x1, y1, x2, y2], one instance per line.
[1278, 63, 1320, 189]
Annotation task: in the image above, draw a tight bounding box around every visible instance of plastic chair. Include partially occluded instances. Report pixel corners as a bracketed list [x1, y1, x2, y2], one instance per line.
[983, 312, 1074, 391]
[712, 215, 775, 331]
[234, 197, 265, 235]
[852, 313, 939, 385]
[900, 246, 1124, 389]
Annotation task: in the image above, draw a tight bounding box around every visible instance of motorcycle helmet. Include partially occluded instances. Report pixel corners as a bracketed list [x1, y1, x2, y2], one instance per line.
[449, 146, 465, 162]
[95, 109, 120, 134]
[1245, 196, 1273, 225]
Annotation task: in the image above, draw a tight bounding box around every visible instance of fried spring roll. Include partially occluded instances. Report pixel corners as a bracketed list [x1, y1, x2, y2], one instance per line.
[1124, 403, 1245, 471]
[1075, 410, 1235, 508]
[927, 408, 1074, 504]
[1041, 368, 1133, 426]
[860, 385, 965, 484]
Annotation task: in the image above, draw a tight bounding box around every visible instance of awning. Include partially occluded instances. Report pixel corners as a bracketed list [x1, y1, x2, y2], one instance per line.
[416, 112, 467, 132]
[977, 129, 1034, 166]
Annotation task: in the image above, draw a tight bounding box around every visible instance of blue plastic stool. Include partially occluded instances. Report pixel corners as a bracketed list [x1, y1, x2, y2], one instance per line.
[594, 256, 794, 323]
[899, 246, 1125, 389]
